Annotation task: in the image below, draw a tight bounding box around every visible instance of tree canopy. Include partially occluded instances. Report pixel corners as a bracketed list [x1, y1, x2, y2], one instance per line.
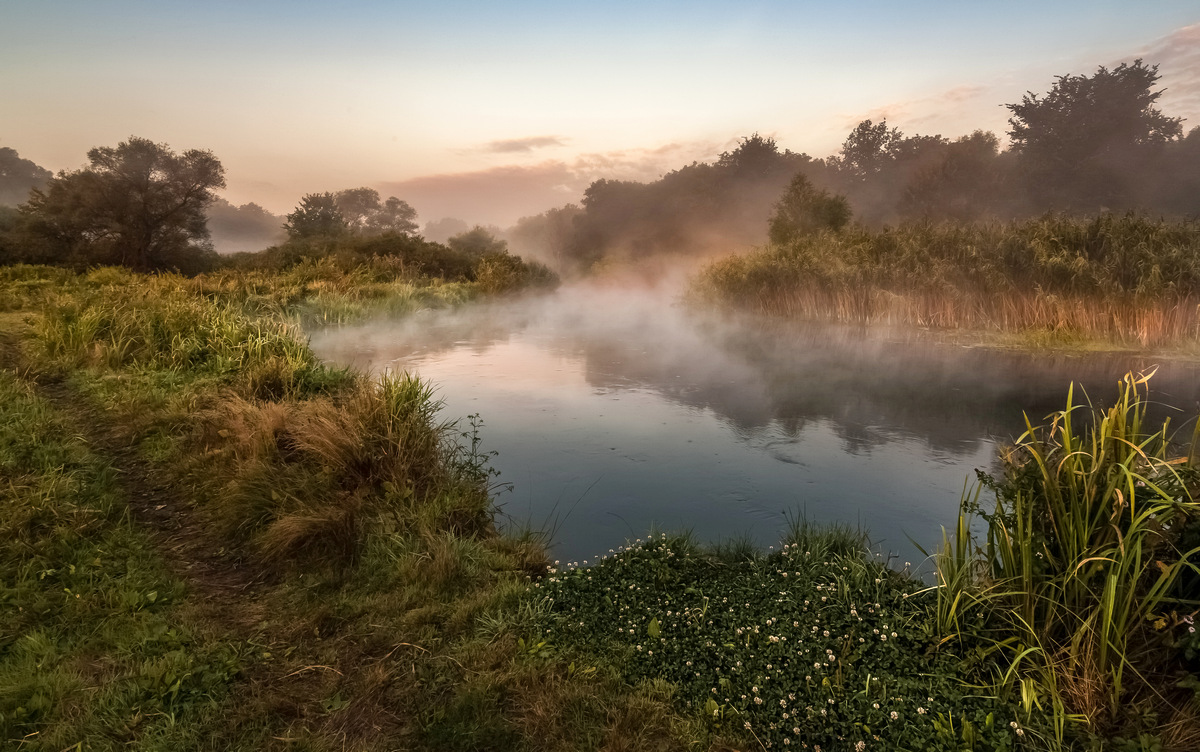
[284, 188, 418, 239]
[17, 136, 224, 270]
[1006, 59, 1184, 208]
[0, 147, 52, 206]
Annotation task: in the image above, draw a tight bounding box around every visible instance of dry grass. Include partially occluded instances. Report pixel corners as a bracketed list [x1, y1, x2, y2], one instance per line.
[691, 213, 1200, 347]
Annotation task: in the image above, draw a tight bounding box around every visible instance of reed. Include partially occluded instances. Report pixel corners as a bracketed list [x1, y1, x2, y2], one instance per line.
[690, 214, 1200, 347]
[930, 372, 1200, 745]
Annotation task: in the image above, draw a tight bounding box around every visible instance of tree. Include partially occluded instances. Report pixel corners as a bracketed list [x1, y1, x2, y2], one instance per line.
[19, 136, 224, 270]
[1006, 59, 1183, 208]
[768, 173, 851, 245]
[448, 226, 507, 258]
[0, 147, 52, 206]
[286, 188, 418, 239]
[836, 119, 902, 180]
[283, 193, 349, 239]
[366, 195, 418, 235]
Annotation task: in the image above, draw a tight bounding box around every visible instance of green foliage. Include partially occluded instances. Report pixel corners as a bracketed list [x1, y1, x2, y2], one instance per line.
[535, 532, 1021, 751]
[768, 172, 851, 244]
[283, 192, 350, 239]
[931, 373, 1200, 744]
[473, 252, 558, 295]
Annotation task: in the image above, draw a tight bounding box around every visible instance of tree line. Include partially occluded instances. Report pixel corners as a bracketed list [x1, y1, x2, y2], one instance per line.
[512, 59, 1200, 272]
[2, 59, 1196, 275]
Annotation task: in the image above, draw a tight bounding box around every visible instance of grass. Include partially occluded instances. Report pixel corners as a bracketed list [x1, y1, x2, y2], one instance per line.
[689, 214, 1200, 349]
[0, 264, 696, 751]
[0, 369, 247, 749]
[4, 258, 1199, 750]
[928, 372, 1200, 749]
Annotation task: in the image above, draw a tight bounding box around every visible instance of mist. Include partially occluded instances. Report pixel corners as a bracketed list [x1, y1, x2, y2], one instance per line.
[306, 277, 1200, 562]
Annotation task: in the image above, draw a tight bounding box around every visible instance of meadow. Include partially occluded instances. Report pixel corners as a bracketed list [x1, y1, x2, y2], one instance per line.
[1, 256, 1197, 751]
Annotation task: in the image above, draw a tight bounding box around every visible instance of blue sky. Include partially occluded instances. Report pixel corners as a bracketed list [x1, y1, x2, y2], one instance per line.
[2, 1, 1198, 224]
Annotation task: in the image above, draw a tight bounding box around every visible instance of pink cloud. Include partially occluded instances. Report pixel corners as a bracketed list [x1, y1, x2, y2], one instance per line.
[379, 140, 721, 226]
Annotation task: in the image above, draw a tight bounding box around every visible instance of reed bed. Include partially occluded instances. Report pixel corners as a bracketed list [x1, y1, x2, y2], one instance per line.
[690, 214, 1200, 347]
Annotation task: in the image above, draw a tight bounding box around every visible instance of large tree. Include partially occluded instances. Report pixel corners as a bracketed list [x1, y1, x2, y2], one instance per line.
[285, 188, 418, 239]
[1006, 59, 1183, 209]
[0, 147, 52, 206]
[20, 137, 224, 270]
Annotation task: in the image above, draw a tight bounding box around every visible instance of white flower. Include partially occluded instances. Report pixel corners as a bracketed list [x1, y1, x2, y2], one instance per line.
[890, 711, 899, 720]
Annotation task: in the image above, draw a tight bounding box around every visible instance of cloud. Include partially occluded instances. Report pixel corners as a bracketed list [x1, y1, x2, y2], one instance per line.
[379, 161, 585, 227]
[381, 140, 721, 226]
[1131, 24, 1200, 125]
[842, 84, 992, 131]
[481, 135, 567, 153]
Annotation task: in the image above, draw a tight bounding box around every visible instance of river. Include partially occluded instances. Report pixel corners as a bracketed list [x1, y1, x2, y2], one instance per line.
[308, 283, 1200, 565]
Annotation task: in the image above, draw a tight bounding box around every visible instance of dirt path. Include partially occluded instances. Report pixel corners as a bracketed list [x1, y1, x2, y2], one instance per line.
[20, 362, 271, 635]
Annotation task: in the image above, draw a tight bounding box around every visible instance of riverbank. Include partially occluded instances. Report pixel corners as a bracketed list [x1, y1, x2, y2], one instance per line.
[2, 264, 1197, 750]
[0, 265, 699, 750]
[687, 214, 1200, 352]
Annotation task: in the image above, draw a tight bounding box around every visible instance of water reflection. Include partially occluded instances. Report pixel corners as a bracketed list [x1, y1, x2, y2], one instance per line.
[308, 285, 1200, 562]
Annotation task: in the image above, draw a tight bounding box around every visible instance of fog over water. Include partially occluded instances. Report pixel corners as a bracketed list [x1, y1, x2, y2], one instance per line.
[308, 284, 1200, 564]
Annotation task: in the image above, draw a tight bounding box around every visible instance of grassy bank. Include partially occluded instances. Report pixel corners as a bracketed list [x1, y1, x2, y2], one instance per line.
[3, 262, 1197, 750]
[688, 214, 1200, 349]
[0, 265, 696, 750]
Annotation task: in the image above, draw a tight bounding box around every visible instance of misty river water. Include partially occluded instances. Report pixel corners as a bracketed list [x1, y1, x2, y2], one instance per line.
[308, 284, 1200, 566]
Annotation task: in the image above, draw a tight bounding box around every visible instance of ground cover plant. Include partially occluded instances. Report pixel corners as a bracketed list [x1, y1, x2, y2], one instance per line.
[535, 525, 1026, 752]
[689, 214, 1200, 349]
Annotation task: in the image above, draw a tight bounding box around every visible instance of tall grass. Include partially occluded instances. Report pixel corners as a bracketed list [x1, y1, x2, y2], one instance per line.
[930, 372, 1200, 746]
[690, 214, 1200, 347]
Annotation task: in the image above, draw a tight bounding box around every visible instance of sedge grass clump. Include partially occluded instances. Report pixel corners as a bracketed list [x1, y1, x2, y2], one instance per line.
[932, 372, 1200, 748]
[535, 532, 1021, 751]
[193, 372, 496, 565]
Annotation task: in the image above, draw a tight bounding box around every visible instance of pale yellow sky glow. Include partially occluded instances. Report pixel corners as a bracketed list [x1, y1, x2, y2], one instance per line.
[2, 3, 1198, 226]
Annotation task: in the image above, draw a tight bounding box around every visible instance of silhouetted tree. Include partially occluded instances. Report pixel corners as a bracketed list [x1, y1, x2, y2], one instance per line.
[17, 136, 224, 270]
[768, 173, 851, 244]
[1006, 59, 1183, 209]
[206, 198, 285, 254]
[284, 193, 349, 239]
[423, 217, 470, 243]
[448, 226, 507, 258]
[835, 120, 902, 180]
[900, 131, 1009, 220]
[287, 188, 418, 239]
[367, 195, 419, 235]
[0, 147, 52, 206]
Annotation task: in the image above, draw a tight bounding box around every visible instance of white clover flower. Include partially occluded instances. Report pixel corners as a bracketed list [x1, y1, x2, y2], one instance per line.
[917, 707, 926, 715]
[890, 711, 899, 720]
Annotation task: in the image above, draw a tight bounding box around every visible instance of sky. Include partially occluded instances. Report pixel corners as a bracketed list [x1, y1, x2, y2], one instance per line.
[2, 1, 1198, 226]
